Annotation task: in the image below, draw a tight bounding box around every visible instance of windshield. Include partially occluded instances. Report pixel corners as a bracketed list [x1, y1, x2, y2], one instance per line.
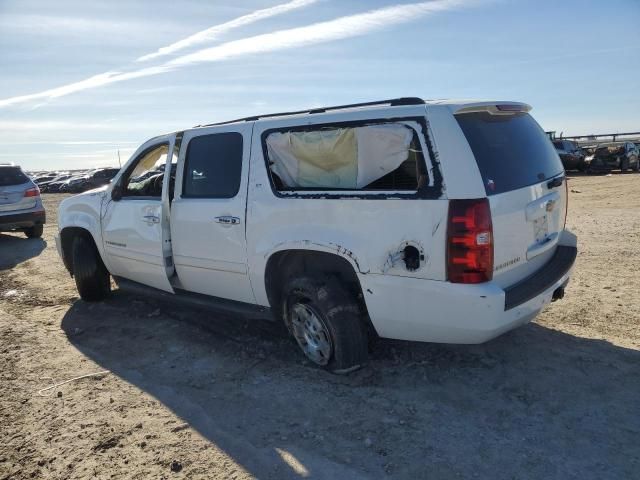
[456, 112, 564, 195]
[0, 167, 29, 187]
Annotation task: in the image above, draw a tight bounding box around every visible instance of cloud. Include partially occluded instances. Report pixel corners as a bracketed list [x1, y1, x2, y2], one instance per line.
[137, 0, 320, 62]
[0, 120, 121, 130]
[0, 0, 479, 109]
[168, 0, 474, 67]
[0, 66, 170, 108]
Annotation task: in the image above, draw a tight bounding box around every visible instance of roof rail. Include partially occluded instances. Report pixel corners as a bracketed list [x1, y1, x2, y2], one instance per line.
[195, 97, 425, 128]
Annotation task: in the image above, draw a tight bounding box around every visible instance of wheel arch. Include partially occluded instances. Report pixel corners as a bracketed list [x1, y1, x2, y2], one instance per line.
[59, 226, 101, 276]
[263, 248, 369, 323]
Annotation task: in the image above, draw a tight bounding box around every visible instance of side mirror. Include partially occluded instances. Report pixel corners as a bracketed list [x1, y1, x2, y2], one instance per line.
[111, 184, 123, 201]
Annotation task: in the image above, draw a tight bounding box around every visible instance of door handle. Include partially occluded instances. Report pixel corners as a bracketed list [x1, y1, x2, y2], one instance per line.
[214, 216, 241, 225]
[143, 214, 160, 224]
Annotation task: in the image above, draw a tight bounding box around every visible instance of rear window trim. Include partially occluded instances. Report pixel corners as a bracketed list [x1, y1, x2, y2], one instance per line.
[260, 115, 443, 200]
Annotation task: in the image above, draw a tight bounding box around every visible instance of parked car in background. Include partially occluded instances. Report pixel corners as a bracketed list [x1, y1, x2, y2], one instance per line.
[0, 163, 46, 238]
[552, 140, 586, 171]
[56, 97, 577, 372]
[82, 168, 120, 191]
[39, 174, 73, 192]
[588, 142, 640, 173]
[33, 174, 57, 185]
[56, 169, 120, 194]
[59, 176, 90, 194]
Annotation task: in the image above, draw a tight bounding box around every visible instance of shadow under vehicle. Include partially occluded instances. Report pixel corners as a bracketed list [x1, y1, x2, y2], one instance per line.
[59, 290, 640, 480]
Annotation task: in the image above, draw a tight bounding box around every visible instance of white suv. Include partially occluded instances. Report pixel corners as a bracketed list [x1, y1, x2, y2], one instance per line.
[56, 98, 577, 372]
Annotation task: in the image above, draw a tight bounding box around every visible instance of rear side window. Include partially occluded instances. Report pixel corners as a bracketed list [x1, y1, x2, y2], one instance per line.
[0, 167, 29, 187]
[183, 133, 243, 198]
[263, 121, 427, 192]
[456, 112, 564, 195]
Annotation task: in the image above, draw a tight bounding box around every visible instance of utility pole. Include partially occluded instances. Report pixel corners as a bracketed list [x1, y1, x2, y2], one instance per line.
[117, 150, 122, 168]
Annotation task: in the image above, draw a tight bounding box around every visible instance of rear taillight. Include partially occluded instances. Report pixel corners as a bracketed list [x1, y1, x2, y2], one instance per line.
[24, 187, 40, 197]
[447, 198, 493, 284]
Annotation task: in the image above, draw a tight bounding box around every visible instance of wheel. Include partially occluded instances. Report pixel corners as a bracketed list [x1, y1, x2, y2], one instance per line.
[282, 276, 368, 373]
[576, 160, 587, 172]
[634, 157, 640, 172]
[621, 157, 629, 172]
[24, 224, 43, 239]
[72, 236, 110, 301]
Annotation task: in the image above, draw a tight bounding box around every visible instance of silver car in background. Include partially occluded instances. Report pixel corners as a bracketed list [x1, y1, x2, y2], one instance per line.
[0, 164, 46, 238]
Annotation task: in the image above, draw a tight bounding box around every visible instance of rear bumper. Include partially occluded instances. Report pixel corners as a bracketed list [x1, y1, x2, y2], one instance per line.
[360, 237, 577, 344]
[504, 245, 576, 310]
[0, 209, 46, 231]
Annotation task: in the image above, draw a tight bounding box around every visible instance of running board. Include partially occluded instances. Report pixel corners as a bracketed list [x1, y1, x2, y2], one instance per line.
[114, 276, 273, 321]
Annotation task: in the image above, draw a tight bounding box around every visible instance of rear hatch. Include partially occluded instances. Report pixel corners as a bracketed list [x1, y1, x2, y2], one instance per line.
[0, 167, 37, 213]
[455, 107, 567, 288]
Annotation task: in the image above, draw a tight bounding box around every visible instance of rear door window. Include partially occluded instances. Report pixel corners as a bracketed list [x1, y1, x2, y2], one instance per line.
[0, 167, 29, 187]
[456, 112, 564, 195]
[182, 132, 243, 198]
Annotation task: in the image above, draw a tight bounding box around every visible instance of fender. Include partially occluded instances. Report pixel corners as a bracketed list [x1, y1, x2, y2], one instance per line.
[57, 191, 112, 272]
[249, 230, 369, 307]
[265, 239, 367, 274]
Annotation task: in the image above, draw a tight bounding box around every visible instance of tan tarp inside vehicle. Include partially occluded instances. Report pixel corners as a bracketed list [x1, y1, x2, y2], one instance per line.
[130, 145, 169, 178]
[266, 123, 414, 189]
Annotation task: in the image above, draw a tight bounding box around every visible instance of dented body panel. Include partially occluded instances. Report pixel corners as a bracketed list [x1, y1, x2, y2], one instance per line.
[56, 188, 108, 269]
[246, 105, 450, 307]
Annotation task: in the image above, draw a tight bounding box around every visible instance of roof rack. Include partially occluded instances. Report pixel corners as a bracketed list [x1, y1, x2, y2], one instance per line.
[195, 97, 425, 128]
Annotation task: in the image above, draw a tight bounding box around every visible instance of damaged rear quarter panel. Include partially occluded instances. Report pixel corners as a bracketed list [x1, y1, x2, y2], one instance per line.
[246, 105, 450, 306]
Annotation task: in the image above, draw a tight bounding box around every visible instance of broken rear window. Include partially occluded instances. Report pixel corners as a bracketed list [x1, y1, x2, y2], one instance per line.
[264, 121, 427, 192]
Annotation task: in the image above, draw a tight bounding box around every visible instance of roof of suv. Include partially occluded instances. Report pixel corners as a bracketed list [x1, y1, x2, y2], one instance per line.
[192, 97, 532, 130]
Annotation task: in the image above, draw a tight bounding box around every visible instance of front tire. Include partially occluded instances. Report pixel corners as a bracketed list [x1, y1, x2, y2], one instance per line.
[282, 276, 368, 373]
[24, 224, 43, 239]
[72, 236, 110, 301]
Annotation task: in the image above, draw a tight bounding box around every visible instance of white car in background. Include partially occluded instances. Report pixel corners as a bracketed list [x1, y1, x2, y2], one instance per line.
[0, 163, 46, 238]
[56, 97, 577, 373]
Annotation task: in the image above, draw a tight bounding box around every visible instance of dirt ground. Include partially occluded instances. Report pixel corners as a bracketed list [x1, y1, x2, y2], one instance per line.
[1, 173, 639, 480]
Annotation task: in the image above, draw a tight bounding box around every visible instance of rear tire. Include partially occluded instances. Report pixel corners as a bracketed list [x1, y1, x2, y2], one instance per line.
[577, 160, 587, 172]
[24, 224, 43, 239]
[621, 157, 629, 172]
[282, 276, 368, 373]
[72, 236, 110, 301]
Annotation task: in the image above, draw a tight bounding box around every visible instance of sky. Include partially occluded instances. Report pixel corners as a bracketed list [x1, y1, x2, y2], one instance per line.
[1, 0, 639, 171]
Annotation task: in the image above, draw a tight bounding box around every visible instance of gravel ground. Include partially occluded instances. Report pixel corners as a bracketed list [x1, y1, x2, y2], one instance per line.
[1, 173, 639, 479]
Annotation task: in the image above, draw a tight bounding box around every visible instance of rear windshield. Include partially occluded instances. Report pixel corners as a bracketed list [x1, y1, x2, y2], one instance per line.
[0, 167, 29, 187]
[456, 112, 564, 195]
